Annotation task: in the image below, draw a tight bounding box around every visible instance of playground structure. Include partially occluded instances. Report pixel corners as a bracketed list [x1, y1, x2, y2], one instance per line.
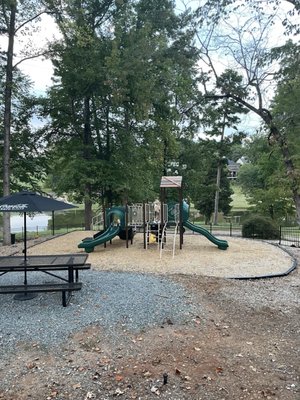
[78, 176, 229, 254]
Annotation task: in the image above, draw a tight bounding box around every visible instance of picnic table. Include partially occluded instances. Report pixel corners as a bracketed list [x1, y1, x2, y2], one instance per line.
[0, 254, 91, 306]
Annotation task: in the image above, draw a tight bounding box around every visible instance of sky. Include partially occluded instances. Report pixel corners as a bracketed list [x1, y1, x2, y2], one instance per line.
[1, 2, 297, 133]
[12, 14, 60, 94]
[6, 1, 294, 94]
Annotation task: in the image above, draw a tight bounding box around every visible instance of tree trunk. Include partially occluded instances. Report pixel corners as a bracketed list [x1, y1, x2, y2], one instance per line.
[213, 118, 225, 225]
[84, 184, 93, 230]
[213, 163, 221, 225]
[83, 96, 92, 230]
[2, 3, 16, 245]
[269, 124, 300, 224]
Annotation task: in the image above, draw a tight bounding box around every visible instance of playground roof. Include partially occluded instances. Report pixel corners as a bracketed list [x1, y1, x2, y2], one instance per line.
[160, 176, 182, 188]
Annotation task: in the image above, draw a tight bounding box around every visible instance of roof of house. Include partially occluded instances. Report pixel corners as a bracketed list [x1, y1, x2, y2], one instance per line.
[160, 176, 183, 188]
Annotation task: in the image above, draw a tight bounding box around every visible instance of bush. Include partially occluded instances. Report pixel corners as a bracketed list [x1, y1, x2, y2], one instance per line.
[48, 210, 86, 229]
[242, 215, 279, 239]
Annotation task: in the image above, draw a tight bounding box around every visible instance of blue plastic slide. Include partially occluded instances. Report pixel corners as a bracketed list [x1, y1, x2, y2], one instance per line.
[78, 224, 121, 253]
[184, 220, 228, 250]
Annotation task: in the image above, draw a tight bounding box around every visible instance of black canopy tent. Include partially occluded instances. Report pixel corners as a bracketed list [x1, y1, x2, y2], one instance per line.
[0, 191, 77, 288]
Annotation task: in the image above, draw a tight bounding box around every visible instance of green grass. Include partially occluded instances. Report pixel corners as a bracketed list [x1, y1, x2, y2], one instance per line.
[230, 185, 250, 211]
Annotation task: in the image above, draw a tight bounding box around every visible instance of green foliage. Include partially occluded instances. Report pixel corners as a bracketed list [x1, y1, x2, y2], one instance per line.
[180, 139, 233, 223]
[237, 134, 295, 221]
[41, 0, 199, 216]
[49, 210, 86, 229]
[242, 215, 279, 239]
[0, 71, 48, 194]
[271, 41, 300, 185]
[230, 184, 249, 210]
[194, 0, 300, 223]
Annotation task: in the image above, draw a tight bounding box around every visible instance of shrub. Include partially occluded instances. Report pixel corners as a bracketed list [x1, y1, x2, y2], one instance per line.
[242, 215, 279, 239]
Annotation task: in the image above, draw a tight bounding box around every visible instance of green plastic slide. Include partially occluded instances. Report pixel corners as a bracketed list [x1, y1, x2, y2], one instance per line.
[78, 225, 121, 253]
[184, 220, 228, 250]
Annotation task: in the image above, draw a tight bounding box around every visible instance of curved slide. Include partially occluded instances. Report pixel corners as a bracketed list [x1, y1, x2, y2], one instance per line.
[184, 220, 228, 250]
[78, 224, 121, 253]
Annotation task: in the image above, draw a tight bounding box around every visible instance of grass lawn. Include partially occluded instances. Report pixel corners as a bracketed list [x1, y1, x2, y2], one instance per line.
[230, 185, 250, 211]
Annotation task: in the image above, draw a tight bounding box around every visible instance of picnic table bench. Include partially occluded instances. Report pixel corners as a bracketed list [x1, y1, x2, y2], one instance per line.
[0, 254, 91, 307]
[0, 282, 82, 307]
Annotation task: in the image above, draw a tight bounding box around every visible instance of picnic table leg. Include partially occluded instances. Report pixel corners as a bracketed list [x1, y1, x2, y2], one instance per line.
[65, 265, 76, 306]
[62, 291, 67, 307]
[68, 265, 74, 283]
[62, 289, 73, 307]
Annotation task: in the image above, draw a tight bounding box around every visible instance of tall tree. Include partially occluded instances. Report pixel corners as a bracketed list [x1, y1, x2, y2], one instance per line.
[237, 134, 294, 220]
[1, 0, 16, 245]
[201, 70, 248, 224]
[1, 0, 48, 244]
[179, 138, 233, 224]
[192, 0, 300, 223]
[43, 0, 199, 228]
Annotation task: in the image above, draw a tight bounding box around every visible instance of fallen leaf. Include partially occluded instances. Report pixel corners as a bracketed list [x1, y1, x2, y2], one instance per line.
[26, 362, 36, 370]
[73, 383, 81, 389]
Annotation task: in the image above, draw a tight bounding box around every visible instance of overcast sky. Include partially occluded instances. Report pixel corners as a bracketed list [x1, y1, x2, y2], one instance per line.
[3, 2, 293, 93]
[12, 14, 60, 94]
[0, 2, 296, 134]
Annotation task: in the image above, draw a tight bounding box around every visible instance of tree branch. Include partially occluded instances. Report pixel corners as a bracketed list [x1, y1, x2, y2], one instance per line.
[205, 93, 272, 125]
[13, 50, 54, 69]
[14, 10, 55, 34]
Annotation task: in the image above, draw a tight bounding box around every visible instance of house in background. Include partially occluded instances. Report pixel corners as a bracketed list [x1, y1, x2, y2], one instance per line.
[227, 157, 247, 180]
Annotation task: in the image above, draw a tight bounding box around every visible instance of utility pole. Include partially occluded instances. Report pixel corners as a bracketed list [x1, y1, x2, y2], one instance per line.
[213, 116, 226, 225]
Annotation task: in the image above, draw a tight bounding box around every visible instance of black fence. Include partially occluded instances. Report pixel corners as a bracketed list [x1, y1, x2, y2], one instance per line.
[2, 222, 300, 248]
[6, 224, 86, 243]
[193, 223, 242, 237]
[191, 223, 300, 248]
[279, 226, 300, 247]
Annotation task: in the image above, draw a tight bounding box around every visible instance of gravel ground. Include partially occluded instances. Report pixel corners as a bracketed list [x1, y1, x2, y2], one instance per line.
[0, 270, 199, 356]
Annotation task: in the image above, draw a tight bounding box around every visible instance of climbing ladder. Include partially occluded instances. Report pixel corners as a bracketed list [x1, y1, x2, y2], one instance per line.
[160, 203, 180, 259]
[92, 210, 104, 230]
